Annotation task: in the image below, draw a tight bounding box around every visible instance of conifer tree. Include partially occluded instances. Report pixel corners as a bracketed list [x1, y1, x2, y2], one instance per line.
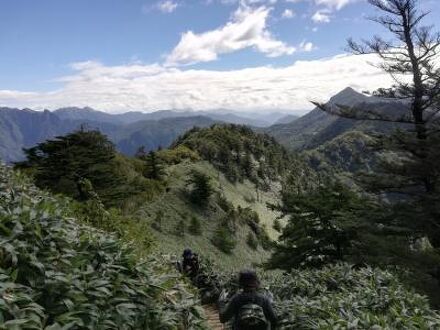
[186, 170, 213, 206]
[313, 0, 440, 246]
[17, 129, 123, 204]
[267, 182, 363, 270]
[143, 151, 164, 180]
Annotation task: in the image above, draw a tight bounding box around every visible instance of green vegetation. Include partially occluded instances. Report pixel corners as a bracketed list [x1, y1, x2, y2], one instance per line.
[270, 264, 440, 329]
[196, 258, 440, 329]
[136, 148, 165, 180]
[16, 129, 162, 207]
[189, 216, 202, 235]
[0, 165, 205, 329]
[212, 224, 237, 254]
[268, 181, 363, 269]
[186, 170, 214, 207]
[173, 124, 292, 188]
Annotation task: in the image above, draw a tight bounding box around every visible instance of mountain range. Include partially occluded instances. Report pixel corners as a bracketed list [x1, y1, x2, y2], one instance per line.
[0, 87, 409, 165]
[0, 107, 293, 162]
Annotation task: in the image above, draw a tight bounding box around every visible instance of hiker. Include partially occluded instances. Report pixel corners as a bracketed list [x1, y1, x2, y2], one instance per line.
[219, 270, 277, 330]
[181, 248, 199, 278]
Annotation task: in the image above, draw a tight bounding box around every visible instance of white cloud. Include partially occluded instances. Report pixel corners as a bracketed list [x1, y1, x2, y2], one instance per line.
[315, 0, 353, 10]
[156, 0, 179, 13]
[299, 41, 314, 51]
[165, 6, 296, 66]
[281, 9, 294, 18]
[0, 54, 395, 114]
[312, 10, 331, 23]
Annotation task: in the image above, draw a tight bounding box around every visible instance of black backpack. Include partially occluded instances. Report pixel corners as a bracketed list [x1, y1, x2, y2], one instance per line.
[237, 302, 268, 330]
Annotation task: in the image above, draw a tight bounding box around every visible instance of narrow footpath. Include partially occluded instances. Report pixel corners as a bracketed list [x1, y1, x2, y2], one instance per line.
[203, 304, 223, 330]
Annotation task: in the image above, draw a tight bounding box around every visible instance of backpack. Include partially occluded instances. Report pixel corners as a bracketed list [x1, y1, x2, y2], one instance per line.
[237, 303, 268, 330]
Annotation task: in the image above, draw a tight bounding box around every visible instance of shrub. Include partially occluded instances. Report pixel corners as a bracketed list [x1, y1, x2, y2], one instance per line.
[246, 232, 258, 250]
[212, 225, 236, 254]
[0, 165, 206, 329]
[189, 216, 202, 235]
[186, 170, 213, 207]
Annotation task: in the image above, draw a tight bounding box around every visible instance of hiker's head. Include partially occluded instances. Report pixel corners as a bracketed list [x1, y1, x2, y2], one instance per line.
[183, 248, 193, 259]
[238, 270, 259, 289]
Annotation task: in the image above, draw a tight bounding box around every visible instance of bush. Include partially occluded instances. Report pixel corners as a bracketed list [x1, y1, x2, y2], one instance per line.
[212, 225, 236, 254]
[189, 216, 202, 235]
[186, 170, 213, 207]
[246, 232, 258, 250]
[269, 264, 440, 329]
[0, 165, 206, 329]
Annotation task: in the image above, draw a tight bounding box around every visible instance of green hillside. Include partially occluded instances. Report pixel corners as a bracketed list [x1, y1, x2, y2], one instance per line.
[140, 160, 283, 269]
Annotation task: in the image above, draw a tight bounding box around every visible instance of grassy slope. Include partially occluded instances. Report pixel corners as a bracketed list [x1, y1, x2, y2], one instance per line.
[138, 160, 284, 270]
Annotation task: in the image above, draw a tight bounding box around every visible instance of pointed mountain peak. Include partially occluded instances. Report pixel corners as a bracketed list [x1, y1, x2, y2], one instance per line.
[328, 87, 369, 106]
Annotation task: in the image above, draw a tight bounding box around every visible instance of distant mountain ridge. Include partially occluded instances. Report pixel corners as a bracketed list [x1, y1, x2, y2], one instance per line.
[0, 107, 219, 162]
[265, 87, 410, 151]
[53, 107, 286, 127]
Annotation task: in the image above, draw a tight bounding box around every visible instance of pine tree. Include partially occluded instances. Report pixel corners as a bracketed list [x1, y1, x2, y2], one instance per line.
[267, 182, 363, 270]
[313, 0, 440, 246]
[186, 170, 213, 206]
[17, 129, 124, 204]
[143, 151, 164, 180]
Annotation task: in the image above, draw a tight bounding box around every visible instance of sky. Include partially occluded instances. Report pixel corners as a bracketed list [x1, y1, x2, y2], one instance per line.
[0, 0, 439, 114]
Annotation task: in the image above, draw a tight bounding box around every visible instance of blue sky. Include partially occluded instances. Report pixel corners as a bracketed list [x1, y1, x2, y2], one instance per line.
[1, 0, 439, 113]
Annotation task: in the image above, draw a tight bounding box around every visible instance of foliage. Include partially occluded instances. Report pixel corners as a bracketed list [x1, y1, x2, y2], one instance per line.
[173, 124, 293, 187]
[195, 258, 440, 329]
[246, 232, 258, 250]
[313, 0, 440, 249]
[157, 145, 200, 165]
[212, 224, 237, 254]
[0, 165, 206, 329]
[137, 150, 165, 180]
[186, 170, 213, 207]
[16, 129, 160, 207]
[269, 264, 440, 329]
[189, 216, 202, 235]
[267, 181, 365, 269]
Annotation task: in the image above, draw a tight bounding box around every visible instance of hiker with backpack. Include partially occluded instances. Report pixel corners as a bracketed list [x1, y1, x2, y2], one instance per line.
[181, 248, 200, 278]
[219, 270, 277, 330]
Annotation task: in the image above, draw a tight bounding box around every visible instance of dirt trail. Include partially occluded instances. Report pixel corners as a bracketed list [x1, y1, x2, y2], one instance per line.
[203, 304, 223, 330]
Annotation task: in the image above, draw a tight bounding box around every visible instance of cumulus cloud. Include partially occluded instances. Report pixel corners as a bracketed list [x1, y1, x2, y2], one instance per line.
[165, 5, 296, 66]
[0, 54, 395, 114]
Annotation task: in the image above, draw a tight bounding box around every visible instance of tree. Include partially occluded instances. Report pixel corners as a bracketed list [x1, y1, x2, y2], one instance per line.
[343, 0, 440, 140]
[16, 129, 124, 204]
[267, 182, 363, 270]
[143, 151, 164, 180]
[312, 0, 440, 245]
[186, 170, 213, 206]
[212, 224, 236, 254]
